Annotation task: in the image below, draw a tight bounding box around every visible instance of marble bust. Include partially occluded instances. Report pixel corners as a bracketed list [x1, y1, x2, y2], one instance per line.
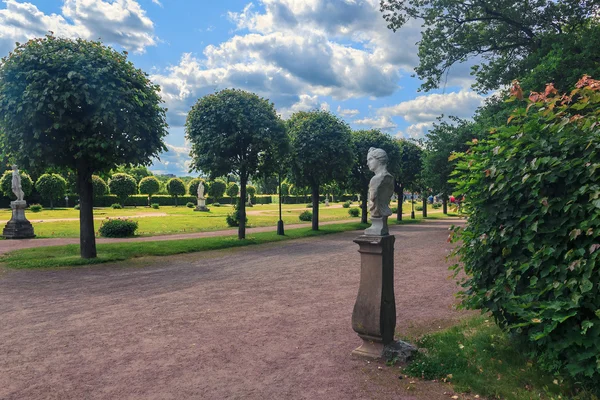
[364, 148, 394, 236]
[11, 165, 24, 202]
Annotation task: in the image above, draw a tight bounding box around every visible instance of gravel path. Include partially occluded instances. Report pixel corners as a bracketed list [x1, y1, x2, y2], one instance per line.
[0, 218, 469, 400]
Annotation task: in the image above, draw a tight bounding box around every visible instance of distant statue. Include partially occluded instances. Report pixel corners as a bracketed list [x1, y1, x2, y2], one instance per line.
[197, 181, 205, 199]
[365, 148, 394, 235]
[11, 165, 24, 202]
[247, 193, 252, 205]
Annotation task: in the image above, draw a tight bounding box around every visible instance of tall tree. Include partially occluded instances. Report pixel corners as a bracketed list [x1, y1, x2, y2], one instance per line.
[166, 178, 186, 206]
[0, 36, 167, 258]
[348, 130, 401, 223]
[109, 173, 138, 206]
[380, 0, 600, 92]
[287, 110, 354, 230]
[139, 176, 161, 205]
[186, 89, 286, 239]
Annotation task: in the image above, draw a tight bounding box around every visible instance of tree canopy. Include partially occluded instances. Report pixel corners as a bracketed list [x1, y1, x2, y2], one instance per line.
[186, 89, 287, 238]
[35, 173, 67, 209]
[380, 0, 600, 92]
[0, 169, 33, 200]
[0, 35, 168, 258]
[287, 110, 354, 230]
[138, 176, 161, 202]
[166, 178, 186, 206]
[109, 173, 137, 205]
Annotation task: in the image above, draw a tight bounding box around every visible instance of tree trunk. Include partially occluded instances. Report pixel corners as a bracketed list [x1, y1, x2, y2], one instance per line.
[422, 196, 427, 218]
[239, 172, 247, 239]
[312, 184, 319, 231]
[174, 195, 178, 207]
[77, 165, 97, 259]
[396, 184, 403, 222]
[443, 195, 448, 214]
[360, 188, 368, 224]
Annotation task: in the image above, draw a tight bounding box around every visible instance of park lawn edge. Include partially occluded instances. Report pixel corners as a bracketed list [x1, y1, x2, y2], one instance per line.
[0, 214, 457, 269]
[400, 316, 598, 400]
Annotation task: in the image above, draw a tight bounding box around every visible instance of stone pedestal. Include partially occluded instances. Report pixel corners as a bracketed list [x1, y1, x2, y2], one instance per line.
[3, 200, 35, 239]
[351, 234, 416, 360]
[194, 198, 210, 212]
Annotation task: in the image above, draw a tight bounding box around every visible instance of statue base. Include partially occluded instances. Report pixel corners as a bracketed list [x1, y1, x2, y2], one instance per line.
[3, 200, 35, 239]
[352, 234, 396, 359]
[194, 198, 210, 212]
[364, 216, 389, 236]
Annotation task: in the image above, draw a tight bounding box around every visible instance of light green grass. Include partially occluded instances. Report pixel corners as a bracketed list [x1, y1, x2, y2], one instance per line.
[402, 316, 597, 400]
[3, 201, 424, 238]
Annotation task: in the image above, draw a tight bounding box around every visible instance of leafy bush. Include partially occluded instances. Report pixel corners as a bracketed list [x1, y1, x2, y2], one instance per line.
[92, 175, 108, 198]
[246, 185, 256, 197]
[306, 204, 312, 208]
[415, 204, 423, 211]
[111, 203, 122, 209]
[108, 173, 137, 205]
[186, 202, 195, 208]
[226, 209, 248, 227]
[451, 78, 600, 382]
[226, 182, 239, 198]
[208, 179, 226, 200]
[299, 210, 312, 221]
[212, 202, 221, 207]
[29, 204, 42, 212]
[151, 203, 159, 209]
[74, 204, 80, 210]
[138, 176, 160, 202]
[35, 173, 66, 209]
[391, 206, 398, 213]
[348, 207, 360, 217]
[343, 200, 352, 208]
[98, 218, 138, 238]
[432, 203, 441, 209]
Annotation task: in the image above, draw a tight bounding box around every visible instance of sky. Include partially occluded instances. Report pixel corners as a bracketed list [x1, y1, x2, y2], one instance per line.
[0, 0, 488, 176]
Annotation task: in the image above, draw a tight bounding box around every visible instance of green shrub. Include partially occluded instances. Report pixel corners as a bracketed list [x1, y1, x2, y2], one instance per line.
[212, 202, 221, 207]
[186, 202, 195, 208]
[74, 204, 80, 210]
[151, 203, 159, 209]
[92, 175, 108, 198]
[391, 206, 398, 213]
[306, 203, 312, 208]
[432, 203, 441, 209]
[348, 207, 359, 217]
[415, 204, 423, 211]
[451, 78, 600, 382]
[29, 204, 42, 212]
[299, 210, 312, 221]
[166, 178, 186, 206]
[98, 218, 138, 238]
[343, 200, 352, 208]
[35, 173, 66, 209]
[111, 203, 122, 209]
[226, 209, 247, 227]
[0, 169, 33, 199]
[226, 182, 239, 198]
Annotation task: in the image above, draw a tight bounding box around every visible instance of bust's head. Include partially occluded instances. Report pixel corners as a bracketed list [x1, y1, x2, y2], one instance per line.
[367, 147, 388, 172]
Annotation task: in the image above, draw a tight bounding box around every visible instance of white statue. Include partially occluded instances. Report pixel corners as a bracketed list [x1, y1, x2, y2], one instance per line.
[197, 181, 205, 200]
[364, 148, 394, 236]
[247, 193, 252, 205]
[11, 165, 24, 202]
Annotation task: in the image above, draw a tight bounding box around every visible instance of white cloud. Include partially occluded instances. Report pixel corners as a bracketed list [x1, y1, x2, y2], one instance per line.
[353, 115, 397, 131]
[336, 105, 360, 118]
[395, 122, 433, 139]
[0, 0, 157, 55]
[151, 143, 191, 175]
[151, 0, 163, 7]
[379, 90, 486, 123]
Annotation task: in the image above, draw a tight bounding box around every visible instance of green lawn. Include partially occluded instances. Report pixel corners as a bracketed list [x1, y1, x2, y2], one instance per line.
[0, 201, 428, 238]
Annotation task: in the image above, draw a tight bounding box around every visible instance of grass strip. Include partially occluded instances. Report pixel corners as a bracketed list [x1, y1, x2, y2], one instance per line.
[402, 316, 597, 400]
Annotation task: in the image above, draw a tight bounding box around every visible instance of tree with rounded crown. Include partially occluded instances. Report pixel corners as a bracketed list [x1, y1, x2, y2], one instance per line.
[347, 130, 401, 223]
[138, 176, 160, 205]
[246, 185, 256, 198]
[186, 89, 287, 239]
[0, 36, 167, 258]
[395, 139, 423, 221]
[109, 173, 137, 206]
[208, 179, 226, 201]
[92, 175, 108, 199]
[226, 182, 239, 198]
[35, 173, 67, 209]
[288, 110, 354, 230]
[166, 178, 186, 206]
[0, 170, 33, 200]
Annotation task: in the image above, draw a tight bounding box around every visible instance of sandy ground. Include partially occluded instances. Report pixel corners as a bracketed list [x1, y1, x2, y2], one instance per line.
[0, 218, 470, 400]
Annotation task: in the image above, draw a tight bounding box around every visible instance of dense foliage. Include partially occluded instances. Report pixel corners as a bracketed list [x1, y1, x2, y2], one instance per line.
[138, 176, 161, 203]
[109, 173, 137, 206]
[186, 89, 287, 239]
[0, 35, 168, 258]
[226, 182, 239, 198]
[380, 0, 600, 92]
[166, 178, 186, 206]
[99, 218, 138, 238]
[35, 173, 67, 209]
[451, 77, 600, 381]
[299, 210, 312, 222]
[208, 179, 226, 200]
[0, 170, 33, 199]
[288, 110, 353, 230]
[92, 175, 108, 199]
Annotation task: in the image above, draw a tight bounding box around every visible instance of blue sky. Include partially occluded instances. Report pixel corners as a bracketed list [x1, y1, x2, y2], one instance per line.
[0, 0, 487, 176]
